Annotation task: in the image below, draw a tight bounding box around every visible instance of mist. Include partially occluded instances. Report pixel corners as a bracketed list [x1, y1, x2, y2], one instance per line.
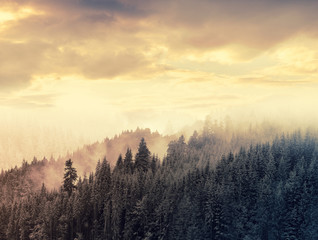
[13, 111, 318, 191]
[1, 95, 318, 192]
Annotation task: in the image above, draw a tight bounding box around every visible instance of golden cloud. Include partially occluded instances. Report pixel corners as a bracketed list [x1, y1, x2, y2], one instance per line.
[1, 0, 318, 93]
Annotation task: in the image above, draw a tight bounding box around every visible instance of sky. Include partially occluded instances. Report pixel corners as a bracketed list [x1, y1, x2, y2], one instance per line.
[1, 0, 318, 169]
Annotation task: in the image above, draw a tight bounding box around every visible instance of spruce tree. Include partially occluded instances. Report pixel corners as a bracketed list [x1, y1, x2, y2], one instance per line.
[135, 138, 151, 172]
[124, 148, 133, 174]
[63, 159, 78, 196]
[114, 154, 123, 173]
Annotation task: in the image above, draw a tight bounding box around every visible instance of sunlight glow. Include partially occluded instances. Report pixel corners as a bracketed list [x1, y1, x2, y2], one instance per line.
[1, 0, 318, 169]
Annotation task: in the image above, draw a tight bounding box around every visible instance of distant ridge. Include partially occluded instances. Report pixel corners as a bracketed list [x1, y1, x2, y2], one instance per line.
[0, 128, 177, 195]
[65, 127, 177, 174]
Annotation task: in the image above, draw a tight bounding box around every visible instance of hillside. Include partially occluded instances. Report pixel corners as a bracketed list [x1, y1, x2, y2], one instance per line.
[67, 128, 176, 174]
[1, 127, 318, 239]
[0, 128, 176, 194]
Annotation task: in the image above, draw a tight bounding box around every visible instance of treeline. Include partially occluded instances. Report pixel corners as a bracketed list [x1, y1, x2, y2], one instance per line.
[1, 129, 318, 239]
[0, 120, 287, 196]
[0, 128, 176, 198]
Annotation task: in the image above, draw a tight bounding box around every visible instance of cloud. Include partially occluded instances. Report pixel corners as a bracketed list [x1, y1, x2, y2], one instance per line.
[72, 50, 158, 80]
[9, 0, 318, 50]
[0, 40, 49, 90]
[0, 93, 57, 108]
[160, 0, 318, 54]
[38, 45, 159, 80]
[237, 76, 311, 86]
[78, 0, 145, 16]
[2, 0, 318, 93]
[0, 1, 166, 90]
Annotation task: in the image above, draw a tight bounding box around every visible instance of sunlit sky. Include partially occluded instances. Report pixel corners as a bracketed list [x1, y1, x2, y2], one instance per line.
[1, 0, 318, 169]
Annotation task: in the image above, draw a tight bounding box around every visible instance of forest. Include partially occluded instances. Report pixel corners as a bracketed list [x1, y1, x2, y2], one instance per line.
[0, 122, 318, 240]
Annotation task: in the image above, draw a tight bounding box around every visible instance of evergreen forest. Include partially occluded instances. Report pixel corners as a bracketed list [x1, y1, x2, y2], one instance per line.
[1, 124, 318, 240]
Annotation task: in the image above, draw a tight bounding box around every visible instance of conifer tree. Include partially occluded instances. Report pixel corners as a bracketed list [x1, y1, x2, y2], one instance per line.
[63, 159, 78, 196]
[124, 148, 133, 174]
[151, 154, 158, 174]
[135, 138, 151, 172]
[116, 154, 123, 169]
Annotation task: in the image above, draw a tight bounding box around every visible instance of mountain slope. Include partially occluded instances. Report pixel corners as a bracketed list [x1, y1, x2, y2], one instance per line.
[0, 128, 176, 193]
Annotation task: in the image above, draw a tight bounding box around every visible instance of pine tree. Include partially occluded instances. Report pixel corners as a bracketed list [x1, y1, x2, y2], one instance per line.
[151, 154, 158, 174]
[63, 159, 78, 196]
[135, 138, 151, 172]
[94, 157, 111, 239]
[124, 148, 133, 174]
[115, 154, 123, 171]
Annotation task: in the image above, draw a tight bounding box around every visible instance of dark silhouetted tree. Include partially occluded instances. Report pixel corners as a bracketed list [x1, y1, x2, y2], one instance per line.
[115, 154, 123, 172]
[63, 159, 78, 196]
[124, 148, 133, 174]
[135, 138, 151, 172]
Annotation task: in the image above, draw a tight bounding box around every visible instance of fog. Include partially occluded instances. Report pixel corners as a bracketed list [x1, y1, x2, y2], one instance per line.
[1, 95, 318, 191]
[1, 102, 318, 171]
